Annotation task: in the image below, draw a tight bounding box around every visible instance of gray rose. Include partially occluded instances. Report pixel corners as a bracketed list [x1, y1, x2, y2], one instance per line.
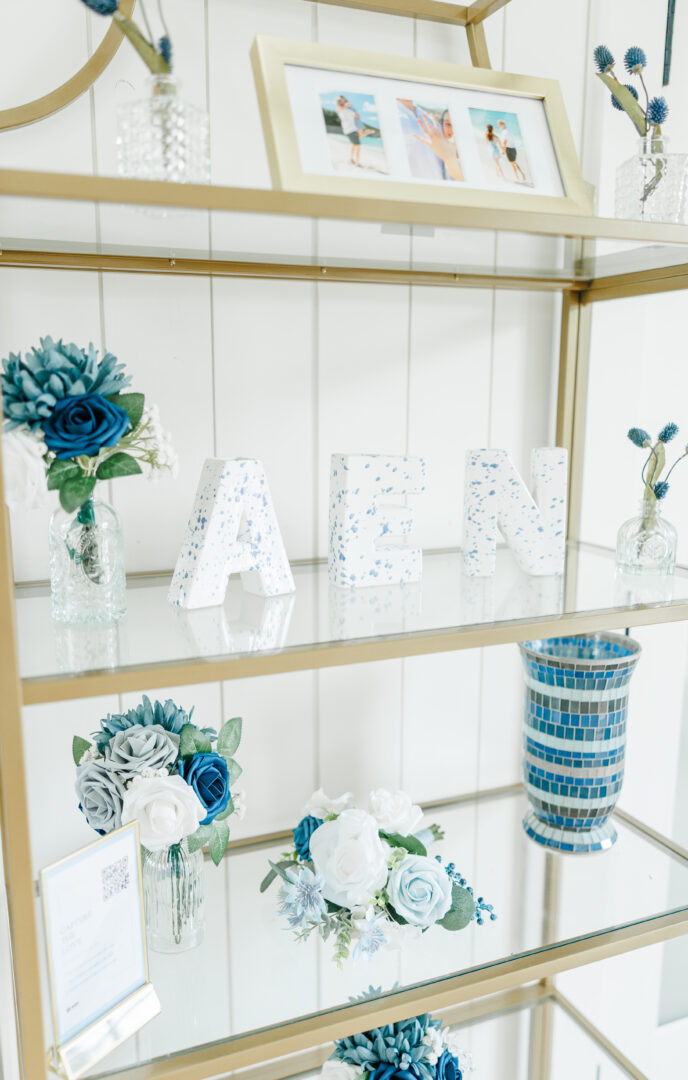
[104, 724, 179, 777]
[75, 760, 127, 834]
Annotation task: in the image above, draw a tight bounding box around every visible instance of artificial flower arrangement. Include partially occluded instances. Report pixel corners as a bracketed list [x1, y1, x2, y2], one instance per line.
[73, 696, 245, 862]
[319, 1012, 474, 1080]
[593, 44, 669, 137]
[79, 0, 173, 74]
[261, 789, 495, 966]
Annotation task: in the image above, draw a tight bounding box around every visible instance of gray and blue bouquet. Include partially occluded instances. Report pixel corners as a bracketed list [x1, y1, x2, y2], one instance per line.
[74, 696, 245, 863]
[319, 1012, 474, 1080]
[261, 788, 495, 965]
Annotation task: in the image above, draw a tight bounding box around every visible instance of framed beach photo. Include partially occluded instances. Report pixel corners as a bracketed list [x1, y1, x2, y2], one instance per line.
[251, 36, 592, 216]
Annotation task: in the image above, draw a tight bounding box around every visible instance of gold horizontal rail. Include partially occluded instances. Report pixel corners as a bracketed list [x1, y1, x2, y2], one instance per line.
[582, 261, 688, 303]
[302, 0, 471, 23]
[21, 600, 688, 705]
[88, 908, 688, 1080]
[0, 249, 584, 292]
[4, 170, 688, 244]
[615, 807, 688, 865]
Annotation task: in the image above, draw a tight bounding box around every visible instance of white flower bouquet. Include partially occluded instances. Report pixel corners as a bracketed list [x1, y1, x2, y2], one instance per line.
[261, 789, 495, 966]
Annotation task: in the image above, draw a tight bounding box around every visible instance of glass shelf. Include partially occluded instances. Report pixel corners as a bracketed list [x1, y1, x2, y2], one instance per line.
[42, 789, 687, 1078]
[17, 544, 688, 704]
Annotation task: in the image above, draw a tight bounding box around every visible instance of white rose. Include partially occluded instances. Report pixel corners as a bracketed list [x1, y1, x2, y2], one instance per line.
[369, 789, 423, 836]
[2, 428, 48, 510]
[309, 809, 389, 908]
[321, 1062, 362, 1080]
[303, 787, 355, 819]
[122, 774, 205, 851]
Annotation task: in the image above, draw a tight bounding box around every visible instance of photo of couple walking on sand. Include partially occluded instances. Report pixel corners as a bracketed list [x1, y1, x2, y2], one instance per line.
[319, 91, 389, 175]
[469, 107, 533, 186]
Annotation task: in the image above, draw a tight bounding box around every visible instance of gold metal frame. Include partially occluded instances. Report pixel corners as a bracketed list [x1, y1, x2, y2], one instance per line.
[250, 36, 592, 216]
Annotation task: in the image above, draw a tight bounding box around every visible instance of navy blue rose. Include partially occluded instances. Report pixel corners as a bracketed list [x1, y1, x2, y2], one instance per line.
[293, 815, 321, 861]
[42, 393, 130, 459]
[369, 1066, 419, 1080]
[436, 1051, 460, 1080]
[179, 752, 230, 825]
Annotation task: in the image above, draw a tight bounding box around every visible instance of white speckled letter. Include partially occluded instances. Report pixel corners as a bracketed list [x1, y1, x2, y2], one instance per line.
[463, 448, 567, 577]
[169, 458, 295, 608]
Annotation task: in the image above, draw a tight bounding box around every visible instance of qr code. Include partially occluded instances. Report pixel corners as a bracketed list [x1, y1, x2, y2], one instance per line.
[101, 855, 130, 901]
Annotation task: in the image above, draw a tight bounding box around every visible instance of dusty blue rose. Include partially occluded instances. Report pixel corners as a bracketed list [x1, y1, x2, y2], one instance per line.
[178, 752, 230, 824]
[75, 759, 126, 835]
[387, 854, 452, 927]
[42, 393, 130, 459]
[293, 815, 321, 861]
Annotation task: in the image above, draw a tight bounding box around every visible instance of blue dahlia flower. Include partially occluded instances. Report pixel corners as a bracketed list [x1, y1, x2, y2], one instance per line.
[611, 84, 639, 111]
[93, 695, 198, 754]
[79, 0, 119, 13]
[647, 96, 669, 125]
[593, 45, 615, 73]
[628, 427, 651, 448]
[293, 815, 321, 861]
[158, 35, 172, 66]
[624, 46, 647, 74]
[654, 481, 670, 499]
[335, 1015, 440, 1080]
[658, 422, 678, 443]
[1, 338, 131, 430]
[278, 867, 327, 930]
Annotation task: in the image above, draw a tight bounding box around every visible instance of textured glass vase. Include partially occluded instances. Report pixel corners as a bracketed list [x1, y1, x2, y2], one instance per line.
[49, 495, 126, 623]
[116, 74, 210, 184]
[616, 499, 677, 576]
[142, 841, 205, 953]
[615, 135, 688, 223]
[519, 633, 641, 854]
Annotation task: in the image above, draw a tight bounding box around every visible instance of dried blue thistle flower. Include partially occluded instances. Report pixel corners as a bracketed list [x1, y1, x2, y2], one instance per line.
[79, 0, 119, 13]
[647, 96, 669, 125]
[654, 481, 669, 499]
[624, 46, 647, 74]
[658, 422, 678, 443]
[92, 695, 201, 754]
[611, 84, 639, 111]
[158, 35, 172, 67]
[594, 45, 615, 73]
[628, 427, 651, 448]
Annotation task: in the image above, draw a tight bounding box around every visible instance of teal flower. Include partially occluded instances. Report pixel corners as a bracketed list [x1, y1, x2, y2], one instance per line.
[658, 422, 678, 443]
[647, 96, 669, 125]
[611, 84, 638, 111]
[335, 1015, 441, 1080]
[628, 427, 651, 448]
[654, 480, 669, 499]
[623, 46, 647, 74]
[1, 337, 131, 430]
[79, 0, 118, 11]
[93, 695, 198, 754]
[593, 45, 615, 73]
[278, 867, 327, 930]
[158, 36, 172, 66]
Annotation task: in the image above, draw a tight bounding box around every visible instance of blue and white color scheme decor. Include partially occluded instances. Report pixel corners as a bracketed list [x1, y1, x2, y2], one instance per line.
[169, 458, 295, 609]
[329, 454, 426, 588]
[519, 632, 641, 854]
[463, 448, 567, 577]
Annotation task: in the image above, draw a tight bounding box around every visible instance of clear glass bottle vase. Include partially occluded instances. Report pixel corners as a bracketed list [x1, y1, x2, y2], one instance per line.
[142, 841, 205, 953]
[116, 74, 210, 184]
[616, 498, 677, 576]
[615, 135, 688, 224]
[49, 495, 126, 623]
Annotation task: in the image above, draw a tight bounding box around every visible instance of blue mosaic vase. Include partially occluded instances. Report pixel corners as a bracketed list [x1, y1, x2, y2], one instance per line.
[519, 633, 641, 854]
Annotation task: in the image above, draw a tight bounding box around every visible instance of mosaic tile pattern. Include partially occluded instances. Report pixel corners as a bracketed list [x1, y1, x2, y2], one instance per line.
[169, 458, 295, 609]
[463, 447, 567, 577]
[328, 454, 426, 589]
[519, 633, 641, 854]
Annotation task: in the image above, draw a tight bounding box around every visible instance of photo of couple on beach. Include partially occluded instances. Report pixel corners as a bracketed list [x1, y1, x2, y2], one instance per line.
[319, 91, 389, 175]
[469, 107, 533, 186]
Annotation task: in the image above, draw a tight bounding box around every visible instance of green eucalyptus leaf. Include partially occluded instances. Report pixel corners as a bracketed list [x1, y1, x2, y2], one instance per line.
[214, 797, 234, 822]
[379, 831, 427, 857]
[59, 475, 96, 514]
[105, 392, 145, 430]
[597, 72, 647, 135]
[72, 736, 93, 766]
[187, 824, 213, 854]
[217, 716, 242, 758]
[209, 820, 230, 866]
[179, 724, 213, 759]
[259, 859, 295, 893]
[225, 758, 243, 786]
[47, 459, 81, 491]
[437, 884, 475, 931]
[96, 452, 142, 480]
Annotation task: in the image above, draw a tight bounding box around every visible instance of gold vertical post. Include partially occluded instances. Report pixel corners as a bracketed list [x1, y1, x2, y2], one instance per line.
[557, 289, 592, 543]
[465, 22, 492, 68]
[527, 853, 561, 1080]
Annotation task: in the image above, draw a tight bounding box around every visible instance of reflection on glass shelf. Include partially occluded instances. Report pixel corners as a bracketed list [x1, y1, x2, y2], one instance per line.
[41, 790, 688, 1076]
[16, 544, 688, 683]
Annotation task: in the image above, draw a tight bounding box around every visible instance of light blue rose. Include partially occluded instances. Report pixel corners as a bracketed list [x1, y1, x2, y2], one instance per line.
[387, 854, 452, 927]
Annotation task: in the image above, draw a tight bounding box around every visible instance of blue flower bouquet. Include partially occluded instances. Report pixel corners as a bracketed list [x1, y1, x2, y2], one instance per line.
[320, 1012, 474, 1080]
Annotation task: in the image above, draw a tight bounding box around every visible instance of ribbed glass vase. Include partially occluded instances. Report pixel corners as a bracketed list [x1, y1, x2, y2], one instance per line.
[616, 498, 677, 576]
[615, 135, 688, 223]
[116, 74, 210, 184]
[48, 495, 126, 623]
[142, 841, 205, 953]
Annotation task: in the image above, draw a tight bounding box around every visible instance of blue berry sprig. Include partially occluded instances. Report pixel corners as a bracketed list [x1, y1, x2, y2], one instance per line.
[436, 856, 497, 925]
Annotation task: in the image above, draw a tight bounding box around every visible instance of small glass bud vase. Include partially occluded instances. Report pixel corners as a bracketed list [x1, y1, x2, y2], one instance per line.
[142, 841, 205, 953]
[615, 498, 677, 576]
[615, 135, 688, 223]
[49, 495, 126, 623]
[116, 74, 210, 184]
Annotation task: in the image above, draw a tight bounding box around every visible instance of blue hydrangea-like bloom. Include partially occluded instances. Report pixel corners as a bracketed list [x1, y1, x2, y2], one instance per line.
[93, 695, 198, 754]
[293, 814, 321, 861]
[335, 1015, 441, 1080]
[654, 481, 669, 499]
[611, 84, 639, 111]
[79, 0, 119, 13]
[647, 96, 669, 125]
[593, 45, 615, 73]
[1, 337, 131, 430]
[278, 867, 327, 930]
[628, 427, 651, 448]
[658, 422, 678, 443]
[352, 912, 388, 961]
[158, 35, 172, 66]
[624, 46, 647, 74]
